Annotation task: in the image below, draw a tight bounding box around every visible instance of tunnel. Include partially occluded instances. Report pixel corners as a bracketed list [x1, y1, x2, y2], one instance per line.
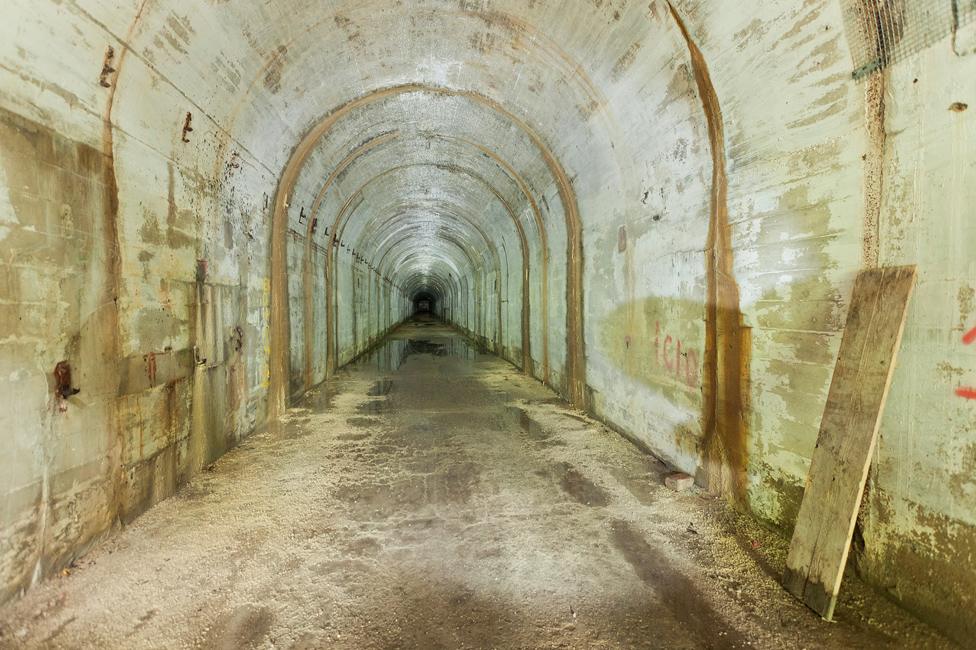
[1, 0, 974, 646]
[412, 292, 436, 316]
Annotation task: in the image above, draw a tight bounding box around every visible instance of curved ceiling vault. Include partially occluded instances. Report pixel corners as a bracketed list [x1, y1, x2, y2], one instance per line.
[116, 0, 710, 417]
[254, 1, 662, 415]
[268, 82, 589, 416]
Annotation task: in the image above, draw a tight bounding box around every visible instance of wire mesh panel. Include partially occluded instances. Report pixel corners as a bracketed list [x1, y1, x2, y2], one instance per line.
[842, 0, 976, 79]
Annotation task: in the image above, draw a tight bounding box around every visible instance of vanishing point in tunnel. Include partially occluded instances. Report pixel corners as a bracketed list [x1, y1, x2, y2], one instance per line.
[1, 1, 974, 648]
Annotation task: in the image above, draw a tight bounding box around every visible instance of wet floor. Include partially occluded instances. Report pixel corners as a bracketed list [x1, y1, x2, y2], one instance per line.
[0, 319, 954, 648]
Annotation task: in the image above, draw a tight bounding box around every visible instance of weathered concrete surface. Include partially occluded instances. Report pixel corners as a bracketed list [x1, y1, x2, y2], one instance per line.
[1, 0, 975, 641]
[0, 321, 953, 648]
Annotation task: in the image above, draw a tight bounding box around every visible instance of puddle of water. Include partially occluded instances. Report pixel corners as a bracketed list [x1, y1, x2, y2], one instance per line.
[337, 433, 371, 441]
[347, 417, 381, 428]
[406, 337, 481, 361]
[357, 400, 388, 415]
[407, 339, 447, 356]
[349, 330, 480, 373]
[267, 418, 311, 439]
[555, 462, 610, 507]
[367, 379, 394, 396]
[504, 406, 550, 442]
[296, 385, 339, 412]
[350, 338, 411, 373]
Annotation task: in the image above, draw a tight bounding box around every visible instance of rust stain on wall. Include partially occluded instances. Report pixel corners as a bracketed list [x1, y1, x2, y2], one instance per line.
[100, 0, 154, 538]
[612, 42, 641, 79]
[263, 45, 288, 94]
[668, 3, 750, 502]
[0, 0, 267, 602]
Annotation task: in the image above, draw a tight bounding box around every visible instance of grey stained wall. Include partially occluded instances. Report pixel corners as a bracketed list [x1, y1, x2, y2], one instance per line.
[1, 0, 974, 642]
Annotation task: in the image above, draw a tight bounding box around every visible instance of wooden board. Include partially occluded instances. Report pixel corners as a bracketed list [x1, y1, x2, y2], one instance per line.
[783, 265, 917, 620]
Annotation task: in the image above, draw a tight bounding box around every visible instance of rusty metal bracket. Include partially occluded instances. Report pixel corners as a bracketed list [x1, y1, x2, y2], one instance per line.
[98, 46, 116, 88]
[181, 112, 194, 142]
[53, 361, 80, 399]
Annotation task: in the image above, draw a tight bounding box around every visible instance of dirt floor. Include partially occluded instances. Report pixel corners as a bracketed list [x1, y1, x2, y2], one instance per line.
[0, 319, 956, 649]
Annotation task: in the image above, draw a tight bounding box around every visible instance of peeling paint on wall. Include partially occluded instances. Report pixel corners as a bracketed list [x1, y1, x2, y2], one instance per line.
[1, 0, 975, 643]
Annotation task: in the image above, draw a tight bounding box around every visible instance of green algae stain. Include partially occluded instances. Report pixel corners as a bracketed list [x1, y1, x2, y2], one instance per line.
[597, 295, 706, 408]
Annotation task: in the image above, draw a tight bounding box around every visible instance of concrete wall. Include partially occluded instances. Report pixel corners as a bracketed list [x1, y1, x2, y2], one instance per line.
[861, 29, 976, 636]
[673, 4, 976, 639]
[0, 0, 410, 603]
[1, 0, 974, 641]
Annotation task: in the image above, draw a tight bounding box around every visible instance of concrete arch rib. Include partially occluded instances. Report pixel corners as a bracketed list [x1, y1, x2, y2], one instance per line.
[324, 171, 509, 372]
[298, 130, 550, 382]
[293, 120, 554, 378]
[270, 83, 585, 418]
[364, 203, 506, 357]
[334, 162, 529, 368]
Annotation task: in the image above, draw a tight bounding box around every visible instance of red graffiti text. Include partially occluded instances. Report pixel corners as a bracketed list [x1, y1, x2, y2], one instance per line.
[654, 321, 700, 388]
[958, 326, 976, 400]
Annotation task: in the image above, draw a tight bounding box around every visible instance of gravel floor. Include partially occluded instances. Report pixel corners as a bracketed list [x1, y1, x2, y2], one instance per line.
[0, 320, 955, 649]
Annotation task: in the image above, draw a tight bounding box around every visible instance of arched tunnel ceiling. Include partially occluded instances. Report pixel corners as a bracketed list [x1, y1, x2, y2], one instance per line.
[203, 0, 697, 407]
[288, 85, 582, 308]
[120, 0, 685, 298]
[2, 0, 719, 411]
[214, 1, 640, 179]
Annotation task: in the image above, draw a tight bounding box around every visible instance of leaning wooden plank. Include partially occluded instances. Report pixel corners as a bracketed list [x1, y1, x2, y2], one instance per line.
[783, 265, 917, 620]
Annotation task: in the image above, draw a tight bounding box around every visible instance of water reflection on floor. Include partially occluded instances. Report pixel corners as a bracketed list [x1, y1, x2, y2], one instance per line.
[347, 318, 483, 374]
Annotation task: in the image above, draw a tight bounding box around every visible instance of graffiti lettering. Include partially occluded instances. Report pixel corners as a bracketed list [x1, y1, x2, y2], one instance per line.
[957, 325, 976, 400]
[654, 321, 700, 388]
[964, 326, 976, 346]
